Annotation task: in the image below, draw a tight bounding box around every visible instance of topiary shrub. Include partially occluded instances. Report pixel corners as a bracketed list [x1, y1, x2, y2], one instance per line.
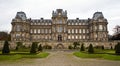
[88, 44, 94, 54]
[16, 42, 23, 50]
[115, 42, 120, 55]
[30, 42, 38, 54]
[80, 43, 85, 51]
[111, 46, 113, 50]
[2, 41, 10, 54]
[73, 42, 80, 49]
[43, 45, 52, 49]
[101, 45, 104, 50]
[38, 44, 43, 52]
[68, 45, 73, 49]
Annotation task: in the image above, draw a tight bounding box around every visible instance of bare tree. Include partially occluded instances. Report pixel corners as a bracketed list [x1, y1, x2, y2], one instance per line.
[112, 25, 120, 40]
[0, 31, 11, 41]
[114, 25, 120, 35]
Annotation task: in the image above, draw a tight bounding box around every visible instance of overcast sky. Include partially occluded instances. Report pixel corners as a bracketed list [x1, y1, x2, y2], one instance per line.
[0, 0, 120, 35]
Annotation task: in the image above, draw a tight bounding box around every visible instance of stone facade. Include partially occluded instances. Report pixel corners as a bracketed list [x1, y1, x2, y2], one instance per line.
[10, 9, 108, 49]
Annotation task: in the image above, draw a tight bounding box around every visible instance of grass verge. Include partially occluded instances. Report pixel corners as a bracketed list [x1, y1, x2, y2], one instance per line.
[73, 52, 120, 61]
[0, 52, 49, 61]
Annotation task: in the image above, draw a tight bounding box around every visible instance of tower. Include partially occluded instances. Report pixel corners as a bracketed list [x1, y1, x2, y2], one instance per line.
[10, 11, 30, 42]
[51, 9, 68, 41]
[89, 12, 108, 41]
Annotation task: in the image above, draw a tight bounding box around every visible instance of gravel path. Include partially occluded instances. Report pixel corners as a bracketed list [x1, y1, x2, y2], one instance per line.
[0, 51, 120, 66]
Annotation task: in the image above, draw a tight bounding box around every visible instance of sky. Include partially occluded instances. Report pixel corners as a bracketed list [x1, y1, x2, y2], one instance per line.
[0, 0, 120, 35]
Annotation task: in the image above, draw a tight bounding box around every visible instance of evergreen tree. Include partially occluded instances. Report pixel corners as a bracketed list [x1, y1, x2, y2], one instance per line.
[68, 45, 73, 49]
[38, 44, 43, 52]
[111, 46, 113, 50]
[115, 42, 120, 55]
[73, 42, 80, 49]
[88, 44, 94, 53]
[2, 41, 10, 54]
[30, 42, 38, 54]
[101, 45, 104, 50]
[16, 42, 22, 51]
[80, 43, 85, 51]
[114, 44, 117, 50]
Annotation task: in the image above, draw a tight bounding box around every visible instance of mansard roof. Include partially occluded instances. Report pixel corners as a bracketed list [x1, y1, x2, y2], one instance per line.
[31, 19, 52, 22]
[67, 18, 88, 23]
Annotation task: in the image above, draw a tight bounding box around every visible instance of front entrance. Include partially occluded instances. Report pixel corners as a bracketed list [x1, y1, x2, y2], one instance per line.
[58, 35, 62, 41]
[56, 43, 64, 49]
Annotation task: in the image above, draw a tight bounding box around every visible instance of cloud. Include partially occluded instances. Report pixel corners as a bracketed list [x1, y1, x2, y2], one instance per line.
[0, 0, 120, 35]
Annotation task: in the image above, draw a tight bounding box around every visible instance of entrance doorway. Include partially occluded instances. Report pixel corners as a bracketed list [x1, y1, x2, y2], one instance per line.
[56, 43, 64, 49]
[58, 35, 62, 41]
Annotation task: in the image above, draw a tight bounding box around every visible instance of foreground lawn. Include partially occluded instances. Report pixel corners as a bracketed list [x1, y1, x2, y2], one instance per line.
[0, 52, 49, 61]
[73, 51, 120, 61]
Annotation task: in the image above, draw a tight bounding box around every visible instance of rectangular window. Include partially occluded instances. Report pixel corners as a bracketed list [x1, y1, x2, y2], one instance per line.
[99, 25, 103, 30]
[83, 35, 85, 39]
[38, 29, 40, 33]
[87, 29, 89, 33]
[41, 29, 44, 33]
[79, 23, 81, 25]
[68, 29, 70, 33]
[45, 29, 48, 34]
[75, 22, 78, 25]
[76, 29, 78, 33]
[79, 29, 81, 33]
[68, 35, 71, 39]
[76, 35, 78, 39]
[72, 35, 74, 39]
[72, 29, 74, 33]
[79, 35, 81, 39]
[30, 29, 33, 33]
[83, 29, 85, 33]
[34, 29, 36, 33]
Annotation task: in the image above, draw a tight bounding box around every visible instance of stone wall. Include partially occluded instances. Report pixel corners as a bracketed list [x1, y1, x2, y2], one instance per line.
[0, 41, 120, 50]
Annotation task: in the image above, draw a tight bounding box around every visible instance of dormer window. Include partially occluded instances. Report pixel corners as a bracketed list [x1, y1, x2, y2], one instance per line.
[58, 13, 61, 15]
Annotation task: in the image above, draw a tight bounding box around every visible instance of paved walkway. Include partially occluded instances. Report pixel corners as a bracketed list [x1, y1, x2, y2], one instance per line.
[0, 51, 120, 66]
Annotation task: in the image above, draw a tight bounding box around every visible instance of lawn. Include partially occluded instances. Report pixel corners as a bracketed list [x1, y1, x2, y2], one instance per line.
[0, 51, 49, 61]
[73, 50, 120, 61]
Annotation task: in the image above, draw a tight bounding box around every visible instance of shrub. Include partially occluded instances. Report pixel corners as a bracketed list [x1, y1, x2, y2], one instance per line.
[73, 42, 80, 49]
[43, 45, 52, 49]
[101, 45, 104, 50]
[30, 42, 38, 54]
[38, 44, 43, 52]
[68, 45, 73, 49]
[2, 41, 10, 54]
[115, 42, 120, 55]
[88, 44, 94, 54]
[110, 46, 113, 50]
[80, 43, 85, 51]
[16, 42, 23, 50]
[114, 44, 117, 50]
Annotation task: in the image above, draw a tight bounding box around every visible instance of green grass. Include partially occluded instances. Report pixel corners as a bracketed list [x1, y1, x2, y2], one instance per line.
[73, 51, 120, 61]
[0, 52, 49, 61]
